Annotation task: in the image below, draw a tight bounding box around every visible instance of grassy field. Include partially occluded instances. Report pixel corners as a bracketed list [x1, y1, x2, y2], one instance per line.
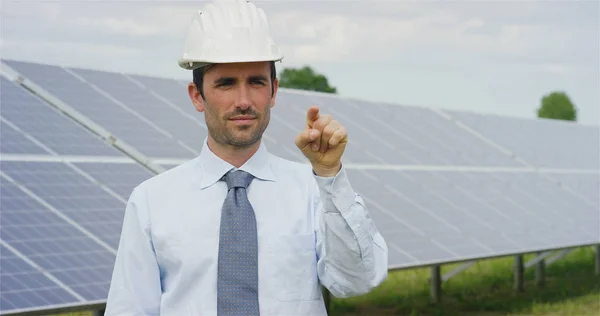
[328, 246, 599, 316]
[54, 246, 598, 316]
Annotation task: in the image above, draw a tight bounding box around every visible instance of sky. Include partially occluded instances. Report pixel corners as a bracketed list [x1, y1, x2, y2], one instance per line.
[2, 0, 599, 125]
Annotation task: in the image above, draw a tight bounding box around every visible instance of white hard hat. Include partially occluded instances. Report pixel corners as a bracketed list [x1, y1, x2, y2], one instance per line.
[178, 0, 284, 70]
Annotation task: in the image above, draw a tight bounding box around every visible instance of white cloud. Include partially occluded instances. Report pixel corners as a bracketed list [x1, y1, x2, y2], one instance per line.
[0, 1, 557, 64]
[67, 5, 195, 37]
[2, 0, 195, 38]
[1, 1, 62, 19]
[2, 38, 141, 56]
[539, 63, 571, 75]
[73, 17, 160, 36]
[267, 7, 538, 65]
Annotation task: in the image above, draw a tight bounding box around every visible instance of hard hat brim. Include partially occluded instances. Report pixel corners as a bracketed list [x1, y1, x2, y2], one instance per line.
[178, 55, 284, 70]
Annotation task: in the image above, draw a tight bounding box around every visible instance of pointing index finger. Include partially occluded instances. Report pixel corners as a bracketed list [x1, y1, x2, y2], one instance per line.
[306, 106, 319, 127]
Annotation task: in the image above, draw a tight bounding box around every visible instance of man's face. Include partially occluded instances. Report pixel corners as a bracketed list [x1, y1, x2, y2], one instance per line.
[189, 61, 278, 149]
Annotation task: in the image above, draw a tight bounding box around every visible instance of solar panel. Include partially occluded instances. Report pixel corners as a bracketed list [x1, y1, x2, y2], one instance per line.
[1, 58, 598, 314]
[545, 173, 600, 211]
[1, 161, 126, 249]
[0, 121, 49, 155]
[1, 76, 125, 158]
[0, 177, 116, 313]
[68, 67, 207, 157]
[346, 168, 598, 269]
[0, 244, 83, 312]
[72, 162, 154, 200]
[282, 91, 528, 167]
[445, 110, 600, 170]
[125, 74, 200, 119]
[3, 60, 195, 159]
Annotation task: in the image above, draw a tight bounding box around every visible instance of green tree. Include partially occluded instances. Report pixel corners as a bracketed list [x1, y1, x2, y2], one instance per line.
[278, 66, 337, 94]
[537, 91, 577, 121]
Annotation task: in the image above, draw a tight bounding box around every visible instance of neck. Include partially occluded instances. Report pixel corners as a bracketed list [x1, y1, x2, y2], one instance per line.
[207, 137, 261, 168]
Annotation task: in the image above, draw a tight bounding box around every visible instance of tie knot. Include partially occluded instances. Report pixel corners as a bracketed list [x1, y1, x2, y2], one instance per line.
[222, 170, 254, 190]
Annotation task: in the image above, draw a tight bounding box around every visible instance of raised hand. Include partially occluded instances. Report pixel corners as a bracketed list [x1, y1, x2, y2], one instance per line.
[295, 106, 347, 177]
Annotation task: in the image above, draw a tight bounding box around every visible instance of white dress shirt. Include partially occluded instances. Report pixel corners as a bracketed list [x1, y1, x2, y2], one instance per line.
[105, 138, 388, 316]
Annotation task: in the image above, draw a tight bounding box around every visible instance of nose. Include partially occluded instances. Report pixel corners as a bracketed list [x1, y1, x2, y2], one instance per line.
[236, 85, 251, 110]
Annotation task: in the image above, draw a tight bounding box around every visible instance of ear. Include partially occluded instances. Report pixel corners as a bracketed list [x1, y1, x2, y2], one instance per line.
[188, 82, 205, 113]
[270, 77, 279, 108]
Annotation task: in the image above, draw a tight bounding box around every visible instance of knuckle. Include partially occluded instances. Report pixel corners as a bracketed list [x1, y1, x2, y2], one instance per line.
[313, 121, 325, 130]
[323, 125, 335, 135]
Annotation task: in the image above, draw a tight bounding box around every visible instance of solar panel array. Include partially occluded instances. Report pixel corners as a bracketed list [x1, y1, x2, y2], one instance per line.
[1, 58, 598, 314]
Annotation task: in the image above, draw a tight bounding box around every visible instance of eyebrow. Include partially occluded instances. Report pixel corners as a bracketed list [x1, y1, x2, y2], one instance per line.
[213, 75, 268, 86]
[248, 75, 268, 82]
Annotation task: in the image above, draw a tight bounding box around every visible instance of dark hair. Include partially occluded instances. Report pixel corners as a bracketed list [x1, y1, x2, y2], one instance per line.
[192, 61, 277, 99]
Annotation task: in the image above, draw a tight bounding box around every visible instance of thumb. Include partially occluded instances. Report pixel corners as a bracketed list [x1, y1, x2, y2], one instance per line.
[295, 128, 320, 151]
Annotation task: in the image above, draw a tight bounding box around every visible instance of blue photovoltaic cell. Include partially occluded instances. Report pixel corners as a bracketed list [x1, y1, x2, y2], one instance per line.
[69, 67, 207, 156]
[547, 173, 600, 212]
[276, 90, 527, 167]
[125, 74, 200, 122]
[0, 244, 81, 313]
[446, 110, 600, 170]
[0, 121, 49, 155]
[3, 59, 194, 159]
[73, 162, 154, 200]
[1, 59, 598, 314]
[1, 161, 127, 249]
[346, 168, 599, 268]
[0, 179, 117, 304]
[0, 76, 121, 157]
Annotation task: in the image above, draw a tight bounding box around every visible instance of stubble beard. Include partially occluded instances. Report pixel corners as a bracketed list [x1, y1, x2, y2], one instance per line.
[206, 104, 271, 149]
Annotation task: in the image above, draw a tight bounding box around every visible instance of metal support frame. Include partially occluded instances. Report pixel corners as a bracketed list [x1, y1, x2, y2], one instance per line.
[596, 245, 600, 275]
[426, 261, 477, 303]
[442, 261, 475, 282]
[524, 251, 553, 269]
[430, 265, 441, 303]
[424, 246, 592, 303]
[514, 255, 524, 292]
[535, 252, 545, 287]
[523, 251, 550, 287]
[546, 248, 573, 265]
[322, 286, 331, 313]
[92, 309, 105, 316]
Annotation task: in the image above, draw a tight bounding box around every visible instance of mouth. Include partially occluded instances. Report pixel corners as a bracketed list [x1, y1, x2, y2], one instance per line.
[228, 116, 257, 124]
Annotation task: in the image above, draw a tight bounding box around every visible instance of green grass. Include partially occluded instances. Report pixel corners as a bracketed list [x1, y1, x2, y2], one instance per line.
[54, 247, 599, 316]
[328, 246, 599, 316]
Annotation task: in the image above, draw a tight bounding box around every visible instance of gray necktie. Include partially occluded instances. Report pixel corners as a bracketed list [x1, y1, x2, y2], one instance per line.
[217, 170, 260, 315]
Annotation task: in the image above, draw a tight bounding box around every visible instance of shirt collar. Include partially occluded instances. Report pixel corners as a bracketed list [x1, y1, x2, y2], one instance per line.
[196, 137, 276, 189]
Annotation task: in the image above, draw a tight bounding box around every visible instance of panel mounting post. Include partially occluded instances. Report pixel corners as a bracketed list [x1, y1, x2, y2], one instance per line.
[430, 264, 441, 303]
[514, 255, 524, 292]
[595, 245, 600, 275]
[535, 251, 545, 287]
[92, 309, 105, 316]
[322, 286, 331, 313]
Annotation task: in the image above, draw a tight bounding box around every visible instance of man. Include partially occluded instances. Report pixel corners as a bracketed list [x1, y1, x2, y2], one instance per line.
[104, 0, 388, 315]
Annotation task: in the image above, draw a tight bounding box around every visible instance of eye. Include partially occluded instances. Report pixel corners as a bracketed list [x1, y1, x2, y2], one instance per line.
[215, 78, 235, 87]
[250, 79, 266, 86]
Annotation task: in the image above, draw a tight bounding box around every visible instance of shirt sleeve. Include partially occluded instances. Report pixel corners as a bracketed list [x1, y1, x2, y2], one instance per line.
[104, 186, 162, 316]
[311, 164, 389, 298]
